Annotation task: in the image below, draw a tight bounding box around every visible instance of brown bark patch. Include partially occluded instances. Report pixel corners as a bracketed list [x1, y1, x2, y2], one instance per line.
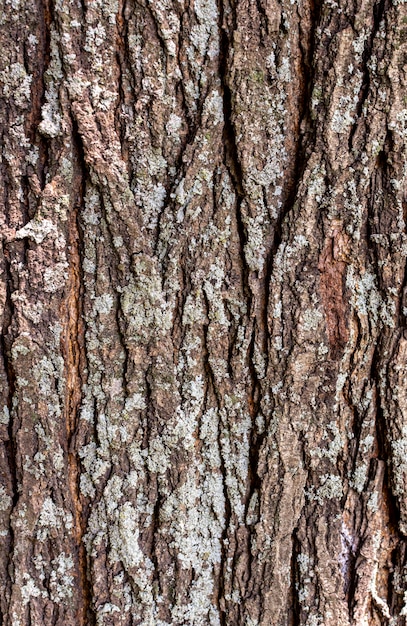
[318, 233, 350, 357]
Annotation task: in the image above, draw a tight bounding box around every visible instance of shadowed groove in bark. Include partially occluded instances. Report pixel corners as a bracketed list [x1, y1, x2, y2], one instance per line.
[389, 540, 407, 616]
[366, 124, 407, 559]
[0, 109, 19, 524]
[356, 340, 406, 623]
[217, 2, 256, 621]
[348, 0, 388, 152]
[289, 528, 302, 626]
[345, 520, 361, 616]
[114, 0, 130, 168]
[1, 100, 21, 612]
[218, 0, 247, 290]
[218, 0, 261, 426]
[371, 339, 404, 530]
[33, 0, 53, 191]
[1, 240, 18, 616]
[66, 115, 95, 626]
[264, 0, 321, 293]
[369, 131, 407, 327]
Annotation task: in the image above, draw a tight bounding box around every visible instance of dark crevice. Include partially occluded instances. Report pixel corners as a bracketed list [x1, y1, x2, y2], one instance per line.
[348, 0, 387, 151]
[218, 0, 257, 426]
[402, 254, 407, 333]
[388, 541, 407, 616]
[30, 0, 53, 190]
[142, 368, 164, 597]
[217, 2, 259, 622]
[345, 535, 360, 617]
[115, 299, 131, 402]
[245, 327, 265, 523]
[68, 114, 96, 626]
[263, 0, 321, 342]
[371, 131, 407, 331]
[2, 254, 18, 509]
[288, 529, 301, 626]
[150, 488, 163, 595]
[114, 0, 132, 172]
[20, 175, 33, 223]
[370, 342, 404, 538]
[365, 116, 407, 619]
[343, 371, 365, 476]
[1, 96, 19, 543]
[1, 237, 18, 618]
[255, 0, 270, 37]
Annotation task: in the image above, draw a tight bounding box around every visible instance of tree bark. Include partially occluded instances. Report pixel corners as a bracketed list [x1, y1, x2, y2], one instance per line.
[1, 0, 407, 624]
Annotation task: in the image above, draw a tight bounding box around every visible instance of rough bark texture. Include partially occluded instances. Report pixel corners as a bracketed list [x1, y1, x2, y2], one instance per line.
[1, 0, 407, 624]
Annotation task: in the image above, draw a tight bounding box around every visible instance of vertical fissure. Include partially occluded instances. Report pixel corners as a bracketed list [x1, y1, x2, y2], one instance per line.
[217, 2, 266, 620]
[1, 247, 18, 626]
[288, 529, 302, 626]
[372, 350, 401, 529]
[348, 0, 388, 151]
[263, 0, 320, 299]
[218, 0, 260, 418]
[1, 242, 17, 509]
[364, 117, 407, 618]
[1, 212, 19, 619]
[64, 119, 94, 626]
[32, 0, 53, 191]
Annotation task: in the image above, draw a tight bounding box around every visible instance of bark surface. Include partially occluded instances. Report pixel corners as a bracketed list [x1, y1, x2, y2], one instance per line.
[1, 0, 407, 624]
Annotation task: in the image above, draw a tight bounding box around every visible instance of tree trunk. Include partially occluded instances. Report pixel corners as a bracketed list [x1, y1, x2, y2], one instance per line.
[1, 0, 407, 624]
